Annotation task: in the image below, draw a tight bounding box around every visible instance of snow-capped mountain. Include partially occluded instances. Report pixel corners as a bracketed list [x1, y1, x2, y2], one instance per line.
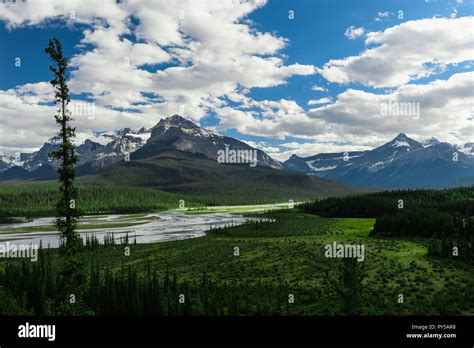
[0, 128, 152, 177]
[0, 150, 33, 172]
[132, 115, 283, 169]
[0, 154, 14, 172]
[422, 137, 440, 147]
[458, 142, 474, 156]
[283, 133, 474, 189]
[21, 136, 62, 171]
[0, 115, 282, 180]
[2, 120, 471, 188]
[80, 127, 151, 172]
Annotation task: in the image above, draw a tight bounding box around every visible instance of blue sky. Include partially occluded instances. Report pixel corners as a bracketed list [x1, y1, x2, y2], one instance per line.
[0, 0, 472, 160]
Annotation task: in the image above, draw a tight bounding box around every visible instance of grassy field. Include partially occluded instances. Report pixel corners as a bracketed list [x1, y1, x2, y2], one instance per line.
[1, 209, 472, 315]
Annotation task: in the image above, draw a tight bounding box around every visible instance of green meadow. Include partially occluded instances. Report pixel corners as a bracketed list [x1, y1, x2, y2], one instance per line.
[1, 209, 472, 315]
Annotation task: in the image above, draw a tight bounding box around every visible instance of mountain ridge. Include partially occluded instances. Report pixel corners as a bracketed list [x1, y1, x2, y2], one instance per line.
[1, 117, 472, 189]
[0, 115, 283, 181]
[283, 133, 474, 188]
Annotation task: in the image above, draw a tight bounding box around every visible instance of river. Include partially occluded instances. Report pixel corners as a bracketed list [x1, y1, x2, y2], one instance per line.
[0, 211, 262, 248]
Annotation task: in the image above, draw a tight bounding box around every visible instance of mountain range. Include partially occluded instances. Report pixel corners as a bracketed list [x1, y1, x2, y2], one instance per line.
[283, 133, 474, 188]
[0, 115, 472, 189]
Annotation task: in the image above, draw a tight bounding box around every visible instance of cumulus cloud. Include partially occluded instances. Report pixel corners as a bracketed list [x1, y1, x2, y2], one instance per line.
[322, 16, 474, 88]
[308, 71, 473, 144]
[0, 0, 129, 32]
[0, 0, 316, 154]
[214, 72, 473, 158]
[0, 1, 471, 161]
[0, 82, 159, 154]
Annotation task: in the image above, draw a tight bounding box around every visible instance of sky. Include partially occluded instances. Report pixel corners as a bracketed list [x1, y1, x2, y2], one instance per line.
[0, 0, 473, 161]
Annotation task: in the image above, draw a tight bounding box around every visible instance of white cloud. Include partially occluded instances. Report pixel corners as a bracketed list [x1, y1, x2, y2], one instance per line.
[0, 82, 160, 154]
[277, 140, 372, 160]
[215, 72, 473, 157]
[308, 71, 473, 144]
[308, 98, 332, 105]
[344, 25, 365, 40]
[0, 1, 471, 162]
[0, 0, 129, 32]
[0, 0, 316, 154]
[322, 16, 474, 88]
[311, 85, 328, 92]
[243, 140, 281, 154]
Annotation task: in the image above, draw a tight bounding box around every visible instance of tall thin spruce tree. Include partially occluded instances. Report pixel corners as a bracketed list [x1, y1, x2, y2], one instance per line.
[45, 37, 84, 313]
[45, 37, 81, 253]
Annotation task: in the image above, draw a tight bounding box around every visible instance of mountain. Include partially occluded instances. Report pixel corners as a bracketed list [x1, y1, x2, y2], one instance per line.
[0, 155, 13, 172]
[76, 127, 151, 174]
[0, 115, 283, 181]
[132, 115, 282, 169]
[21, 136, 61, 170]
[459, 142, 474, 156]
[81, 149, 365, 203]
[0, 115, 366, 200]
[0, 152, 31, 173]
[422, 137, 440, 147]
[283, 133, 474, 189]
[2, 120, 472, 190]
[0, 127, 152, 180]
[0, 164, 57, 181]
[78, 116, 367, 200]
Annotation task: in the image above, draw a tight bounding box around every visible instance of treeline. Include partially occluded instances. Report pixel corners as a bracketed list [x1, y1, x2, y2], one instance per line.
[302, 187, 474, 260]
[0, 249, 375, 316]
[1, 254, 322, 316]
[300, 187, 474, 218]
[372, 209, 473, 238]
[371, 209, 473, 259]
[0, 182, 197, 218]
[428, 237, 473, 260]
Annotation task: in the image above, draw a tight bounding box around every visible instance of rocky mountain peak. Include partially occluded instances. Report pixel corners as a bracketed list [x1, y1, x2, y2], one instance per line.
[422, 137, 440, 147]
[383, 133, 422, 149]
[156, 114, 197, 129]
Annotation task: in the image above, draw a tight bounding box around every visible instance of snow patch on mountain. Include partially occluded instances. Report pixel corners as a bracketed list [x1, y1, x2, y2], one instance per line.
[88, 134, 115, 146]
[307, 161, 337, 172]
[368, 161, 385, 172]
[393, 140, 410, 148]
[422, 137, 440, 148]
[457, 143, 474, 156]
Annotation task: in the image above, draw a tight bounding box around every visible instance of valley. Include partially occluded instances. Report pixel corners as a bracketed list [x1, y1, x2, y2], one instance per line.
[1, 207, 472, 315]
[0, 115, 472, 317]
[1, 1, 473, 343]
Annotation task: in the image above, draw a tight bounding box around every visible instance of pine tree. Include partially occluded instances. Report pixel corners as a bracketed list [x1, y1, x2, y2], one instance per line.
[45, 37, 81, 253]
[45, 37, 84, 313]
